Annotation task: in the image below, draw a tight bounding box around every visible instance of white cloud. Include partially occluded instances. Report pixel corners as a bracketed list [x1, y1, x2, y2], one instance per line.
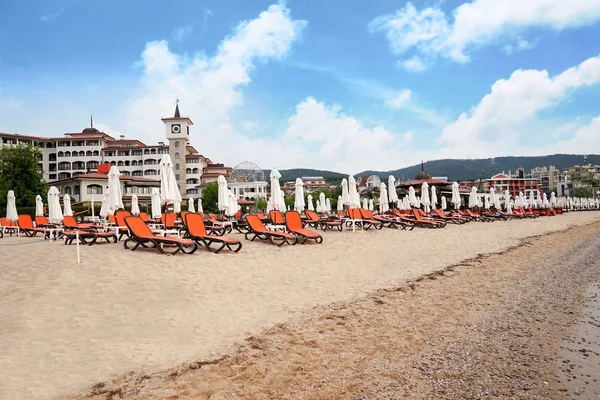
[438, 54, 600, 157]
[173, 24, 195, 41]
[403, 131, 414, 142]
[384, 89, 412, 109]
[501, 37, 535, 55]
[41, 9, 64, 22]
[399, 56, 428, 72]
[369, 0, 600, 70]
[544, 116, 600, 154]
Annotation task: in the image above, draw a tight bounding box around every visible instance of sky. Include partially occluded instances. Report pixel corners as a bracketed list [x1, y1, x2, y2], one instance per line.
[1, 0, 600, 174]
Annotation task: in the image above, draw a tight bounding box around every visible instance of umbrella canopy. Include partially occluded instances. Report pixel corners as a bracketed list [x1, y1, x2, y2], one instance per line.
[130, 194, 140, 215]
[307, 195, 314, 211]
[173, 198, 181, 214]
[536, 191, 543, 209]
[368, 198, 374, 211]
[388, 175, 398, 205]
[47, 186, 63, 223]
[542, 192, 549, 209]
[362, 198, 368, 209]
[197, 197, 204, 213]
[505, 190, 511, 208]
[226, 190, 239, 217]
[468, 187, 479, 209]
[379, 182, 389, 213]
[348, 175, 361, 207]
[421, 182, 431, 212]
[451, 182, 461, 209]
[35, 195, 44, 217]
[319, 192, 326, 213]
[441, 196, 447, 210]
[430, 185, 437, 210]
[294, 178, 305, 212]
[279, 190, 286, 212]
[187, 197, 195, 213]
[63, 193, 73, 217]
[529, 191, 536, 209]
[159, 155, 182, 208]
[507, 199, 513, 214]
[315, 199, 321, 213]
[107, 166, 124, 214]
[489, 187, 496, 209]
[269, 168, 285, 211]
[151, 188, 161, 219]
[326, 198, 331, 213]
[99, 193, 110, 218]
[550, 192, 557, 207]
[6, 190, 18, 221]
[408, 186, 418, 207]
[484, 194, 490, 210]
[337, 195, 343, 211]
[217, 175, 230, 211]
[341, 178, 350, 206]
[403, 197, 410, 210]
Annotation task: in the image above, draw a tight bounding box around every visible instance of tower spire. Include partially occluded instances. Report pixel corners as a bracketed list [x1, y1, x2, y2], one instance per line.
[421, 160, 424, 171]
[90, 114, 93, 127]
[174, 99, 181, 118]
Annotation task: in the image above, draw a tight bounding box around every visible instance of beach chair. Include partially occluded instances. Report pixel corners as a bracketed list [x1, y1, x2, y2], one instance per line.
[139, 211, 150, 222]
[269, 210, 286, 226]
[115, 210, 132, 240]
[244, 215, 298, 246]
[369, 210, 415, 230]
[1, 217, 18, 236]
[305, 210, 343, 231]
[184, 213, 242, 253]
[433, 209, 468, 224]
[123, 216, 198, 255]
[62, 215, 97, 230]
[285, 211, 323, 244]
[206, 213, 233, 236]
[35, 216, 56, 228]
[63, 229, 117, 245]
[465, 209, 494, 222]
[108, 214, 117, 225]
[409, 209, 446, 228]
[17, 215, 50, 238]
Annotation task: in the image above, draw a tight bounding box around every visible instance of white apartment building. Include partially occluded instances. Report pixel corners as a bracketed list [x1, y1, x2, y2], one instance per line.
[0, 105, 231, 202]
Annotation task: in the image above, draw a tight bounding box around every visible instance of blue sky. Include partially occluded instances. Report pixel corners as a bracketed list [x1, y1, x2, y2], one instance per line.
[1, 0, 600, 173]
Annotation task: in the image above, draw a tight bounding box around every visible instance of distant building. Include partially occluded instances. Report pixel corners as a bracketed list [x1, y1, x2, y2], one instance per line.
[530, 165, 560, 194]
[357, 175, 381, 194]
[228, 161, 268, 200]
[486, 172, 541, 198]
[283, 176, 333, 194]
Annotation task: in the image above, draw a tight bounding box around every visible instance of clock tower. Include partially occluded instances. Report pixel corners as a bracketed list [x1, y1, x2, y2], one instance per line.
[161, 100, 193, 199]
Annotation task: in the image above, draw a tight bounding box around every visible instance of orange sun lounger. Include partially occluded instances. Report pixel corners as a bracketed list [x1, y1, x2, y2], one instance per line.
[184, 213, 242, 253]
[244, 215, 298, 246]
[123, 216, 197, 255]
[285, 211, 323, 244]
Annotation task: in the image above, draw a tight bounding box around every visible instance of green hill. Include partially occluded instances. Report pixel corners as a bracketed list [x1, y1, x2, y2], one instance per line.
[357, 154, 599, 182]
[264, 168, 347, 184]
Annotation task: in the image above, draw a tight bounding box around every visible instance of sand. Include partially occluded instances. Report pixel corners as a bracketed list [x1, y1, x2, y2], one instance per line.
[1, 212, 599, 399]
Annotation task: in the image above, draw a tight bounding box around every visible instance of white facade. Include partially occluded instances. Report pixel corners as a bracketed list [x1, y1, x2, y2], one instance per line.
[229, 181, 268, 200]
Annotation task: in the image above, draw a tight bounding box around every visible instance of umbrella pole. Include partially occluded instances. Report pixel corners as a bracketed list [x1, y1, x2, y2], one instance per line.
[76, 231, 81, 264]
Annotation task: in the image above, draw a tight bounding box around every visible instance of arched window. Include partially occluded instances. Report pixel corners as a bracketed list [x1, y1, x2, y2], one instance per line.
[86, 161, 99, 169]
[79, 151, 85, 157]
[192, 168, 199, 174]
[175, 152, 180, 159]
[64, 151, 71, 157]
[93, 150, 99, 156]
[110, 161, 116, 166]
[144, 149, 150, 155]
[122, 171, 131, 176]
[131, 160, 138, 166]
[87, 185, 103, 194]
[186, 168, 191, 174]
[117, 161, 124, 166]
[175, 163, 180, 170]
[174, 141, 180, 148]
[74, 185, 80, 195]
[176, 174, 180, 181]
[65, 187, 72, 195]
[58, 151, 64, 157]
[124, 161, 130, 166]
[86, 151, 92, 157]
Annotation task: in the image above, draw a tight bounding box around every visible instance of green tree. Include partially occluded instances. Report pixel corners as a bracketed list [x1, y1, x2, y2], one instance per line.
[256, 196, 267, 211]
[201, 181, 219, 213]
[0, 145, 48, 212]
[573, 187, 593, 198]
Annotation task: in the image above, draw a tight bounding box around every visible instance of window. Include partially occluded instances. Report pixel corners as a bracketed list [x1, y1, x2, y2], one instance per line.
[57, 172, 71, 179]
[187, 189, 198, 195]
[124, 161, 130, 166]
[117, 161, 124, 166]
[193, 168, 199, 174]
[176, 174, 180, 181]
[86, 151, 92, 157]
[49, 174, 57, 180]
[144, 169, 157, 176]
[131, 160, 138, 166]
[49, 154, 57, 161]
[58, 162, 71, 170]
[132, 170, 143, 177]
[85, 140, 99, 146]
[93, 150, 99, 156]
[58, 151, 64, 158]
[186, 168, 191, 174]
[110, 161, 116, 166]
[122, 171, 131, 176]
[86, 161, 99, 169]
[174, 141, 180, 148]
[64, 151, 71, 157]
[175, 152, 180, 159]
[65, 187, 72, 195]
[87, 185, 103, 194]
[175, 163, 180, 170]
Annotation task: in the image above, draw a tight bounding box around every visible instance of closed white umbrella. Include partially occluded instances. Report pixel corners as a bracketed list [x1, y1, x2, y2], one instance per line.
[226, 189, 239, 217]
[430, 185, 437, 210]
[159, 154, 182, 209]
[484, 194, 490, 210]
[187, 197, 195, 213]
[348, 175, 361, 207]
[362, 198, 368, 209]
[489, 187, 497, 209]
[505, 190, 511, 208]
[99, 193, 110, 218]
[550, 192, 557, 207]
[379, 182, 389, 213]
[294, 178, 305, 212]
[341, 178, 350, 206]
[536, 191, 543, 209]
[197, 197, 203, 214]
[468, 187, 479, 209]
[388, 175, 398, 206]
[131, 194, 140, 215]
[173, 198, 181, 214]
[368, 198, 374, 211]
[441, 196, 447, 210]
[63, 193, 73, 217]
[421, 182, 431, 212]
[337, 195, 343, 212]
[279, 190, 286, 213]
[107, 166, 124, 214]
[403, 197, 410, 210]
[315, 199, 321, 213]
[307, 194, 314, 211]
[319, 192, 326, 214]
[542, 193, 549, 209]
[451, 182, 461, 209]
[35, 194, 44, 217]
[269, 168, 285, 211]
[151, 187, 161, 219]
[408, 186, 418, 207]
[507, 199, 513, 214]
[6, 190, 18, 221]
[47, 186, 63, 223]
[326, 198, 331, 213]
[217, 175, 229, 212]
[529, 191, 535, 209]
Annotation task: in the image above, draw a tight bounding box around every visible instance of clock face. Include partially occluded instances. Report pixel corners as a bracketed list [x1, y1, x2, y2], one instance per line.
[171, 124, 181, 134]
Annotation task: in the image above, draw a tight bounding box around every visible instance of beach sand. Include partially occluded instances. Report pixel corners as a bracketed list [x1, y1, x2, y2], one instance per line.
[1, 212, 599, 399]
